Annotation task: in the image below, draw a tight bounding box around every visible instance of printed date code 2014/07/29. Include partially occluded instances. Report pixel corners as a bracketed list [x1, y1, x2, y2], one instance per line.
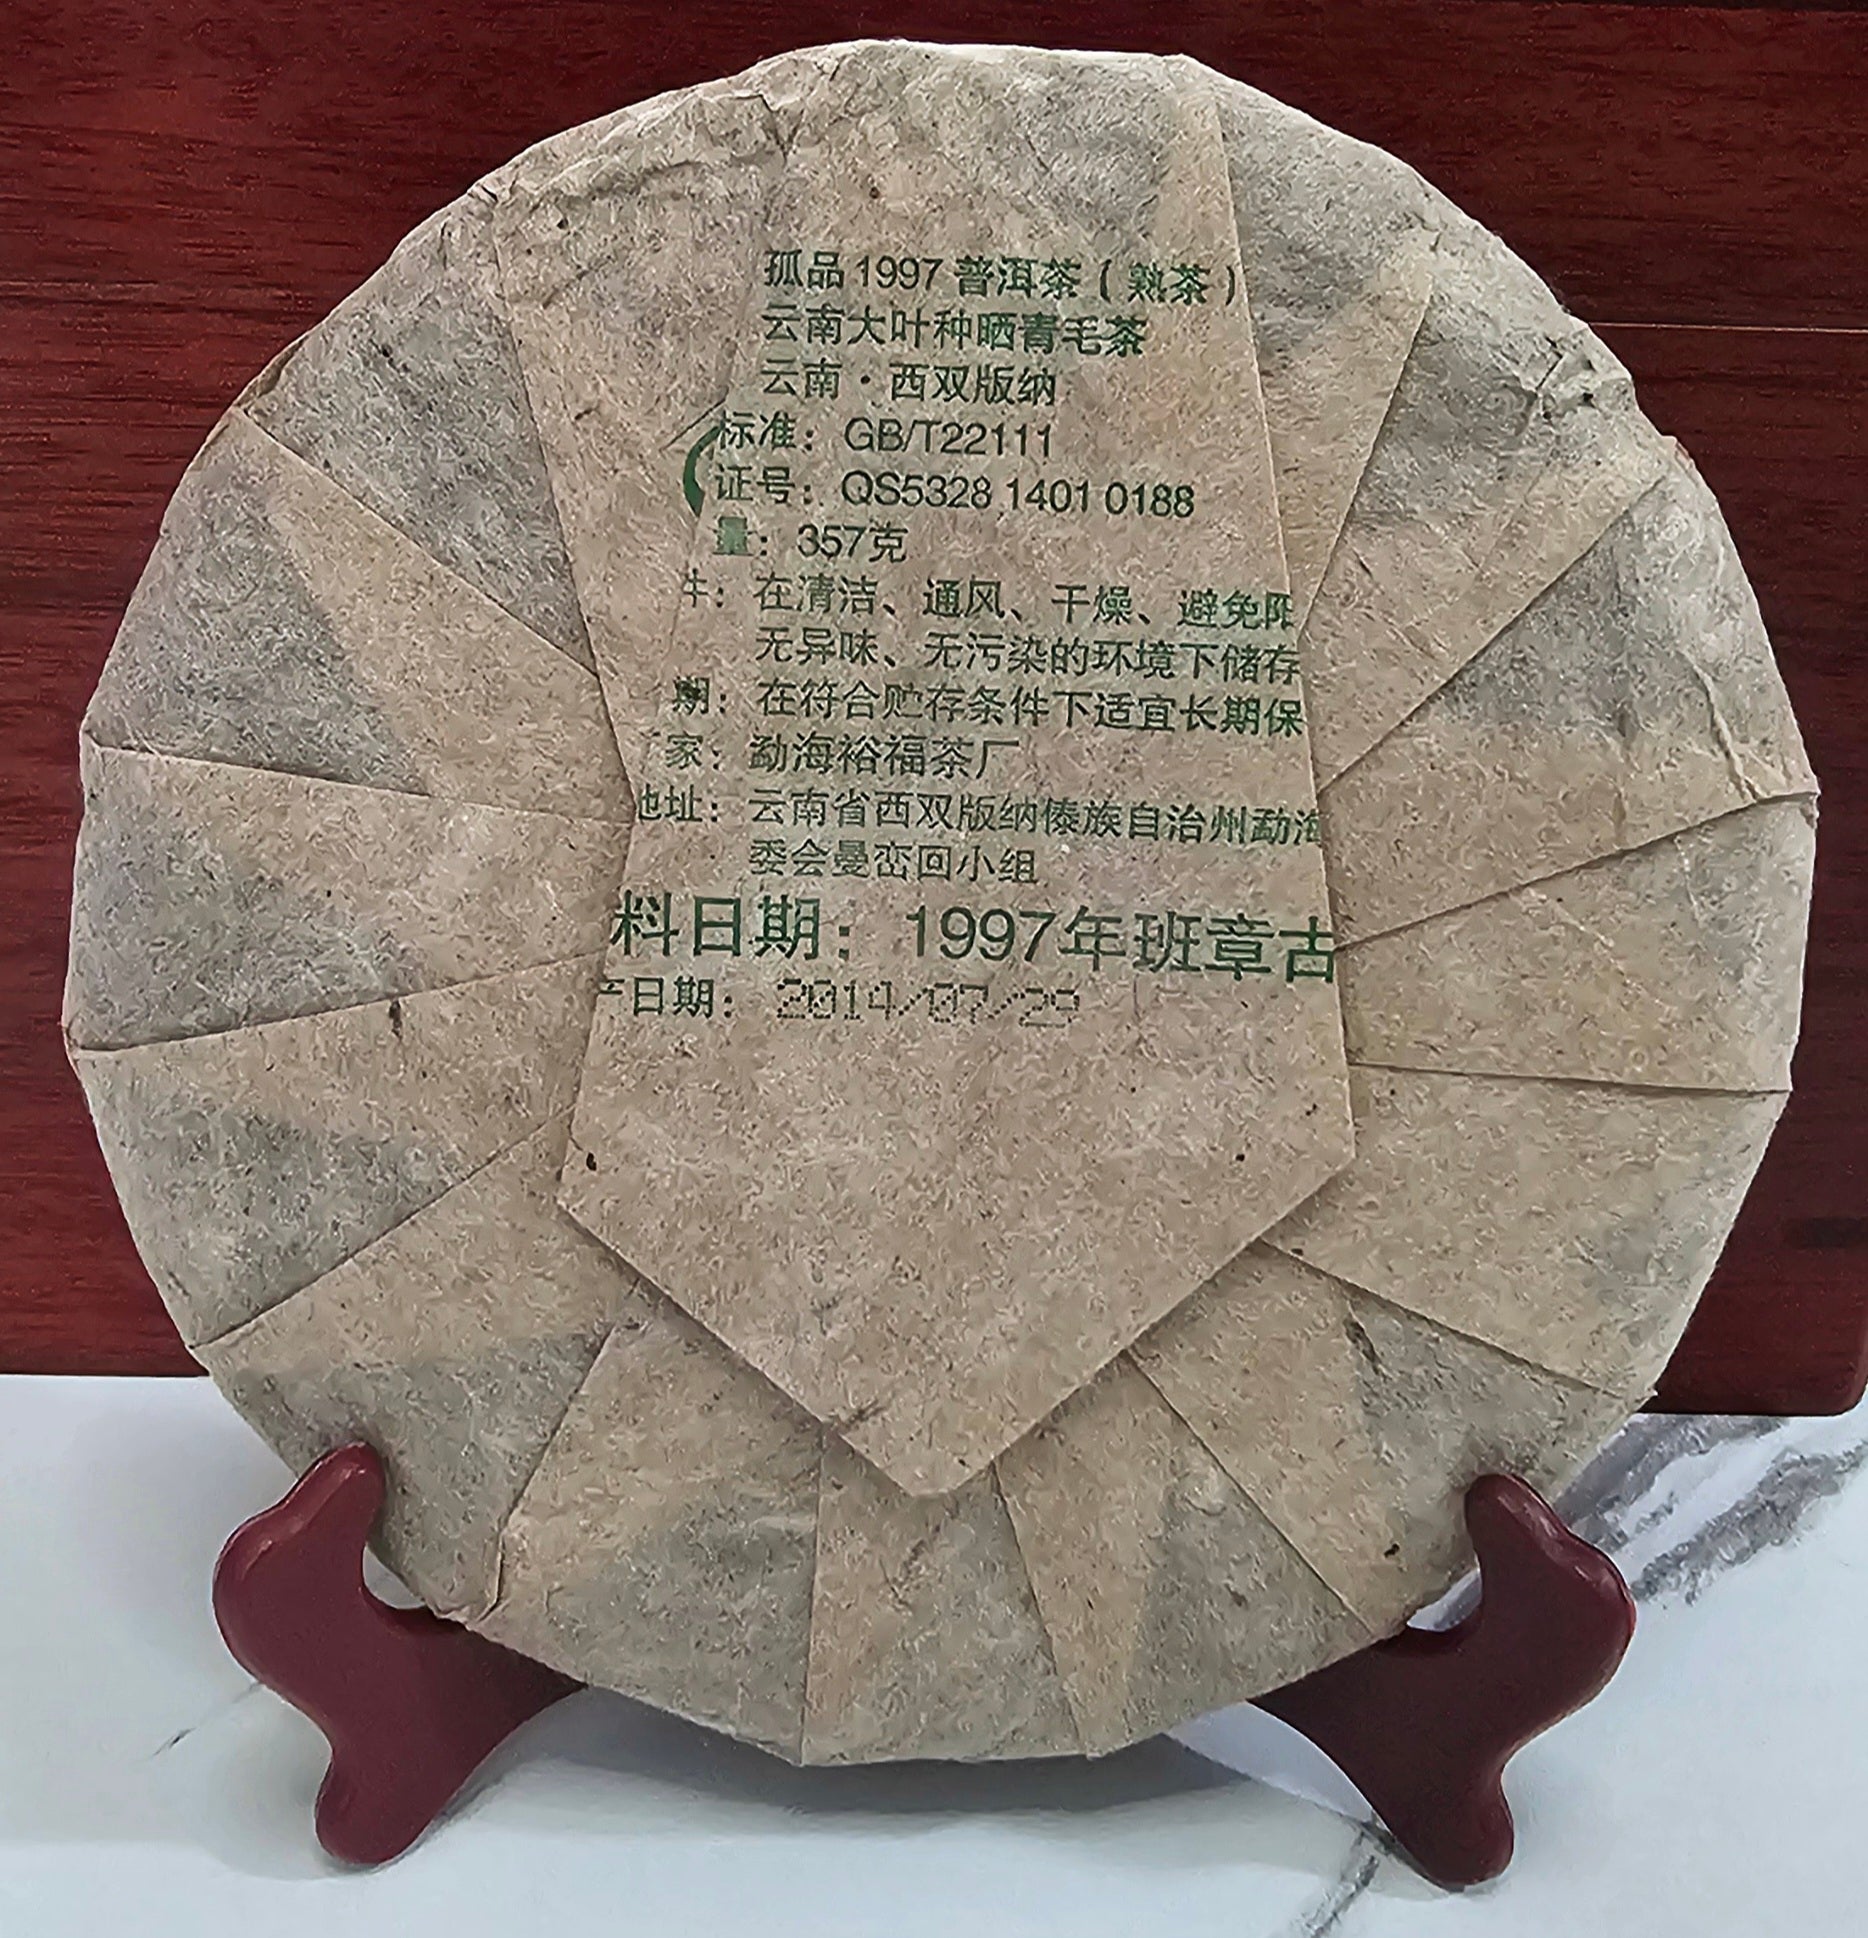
[777, 977, 1081, 1028]
[601, 974, 1083, 1029]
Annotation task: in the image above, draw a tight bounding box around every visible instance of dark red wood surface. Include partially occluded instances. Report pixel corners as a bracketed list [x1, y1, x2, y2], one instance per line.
[4, 1, 1864, 1402]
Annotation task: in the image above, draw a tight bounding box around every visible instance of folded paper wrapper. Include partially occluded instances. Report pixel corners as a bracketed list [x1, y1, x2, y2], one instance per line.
[66, 41, 1816, 1765]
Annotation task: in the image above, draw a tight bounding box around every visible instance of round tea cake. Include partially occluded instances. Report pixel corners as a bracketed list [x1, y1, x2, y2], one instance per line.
[67, 41, 1814, 1763]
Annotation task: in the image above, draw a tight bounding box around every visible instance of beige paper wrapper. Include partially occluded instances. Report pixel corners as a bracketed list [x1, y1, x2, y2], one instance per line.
[1338, 797, 1816, 1091]
[73, 955, 599, 1346]
[492, 47, 833, 742]
[1200, 70, 1438, 621]
[1258, 230, 1437, 623]
[200, 1115, 643, 1618]
[1131, 1246, 1632, 1623]
[1267, 1066, 1786, 1396]
[239, 187, 595, 667]
[1298, 252, 1670, 788]
[66, 739, 626, 1049]
[66, 40, 1813, 1766]
[1322, 452, 1817, 944]
[802, 1441, 1080, 1763]
[554, 44, 1349, 1498]
[998, 1359, 1370, 1754]
[84, 411, 627, 821]
[1194, 69, 1673, 787]
[482, 1301, 823, 1759]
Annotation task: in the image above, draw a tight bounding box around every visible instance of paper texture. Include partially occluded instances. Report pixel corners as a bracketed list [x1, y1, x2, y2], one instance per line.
[1201, 71, 1438, 620]
[481, 1301, 823, 1759]
[85, 410, 627, 821]
[66, 40, 1813, 1765]
[1257, 230, 1436, 622]
[997, 1359, 1370, 1754]
[1266, 1066, 1786, 1396]
[1194, 70, 1671, 787]
[1322, 452, 1817, 944]
[74, 956, 598, 1346]
[802, 1441, 1080, 1763]
[66, 739, 625, 1049]
[1131, 1246, 1631, 1624]
[239, 189, 595, 666]
[1299, 247, 1669, 787]
[554, 43, 1350, 1497]
[1338, 798, 1815, 1091]
[491, 48, 832, 743]
[200, 1116, 643, 1618]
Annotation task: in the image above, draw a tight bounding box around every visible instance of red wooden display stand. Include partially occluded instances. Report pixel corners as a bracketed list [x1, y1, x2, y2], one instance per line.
[213, 1442, 1633, 1887]
[212, 1446, 576, 1866]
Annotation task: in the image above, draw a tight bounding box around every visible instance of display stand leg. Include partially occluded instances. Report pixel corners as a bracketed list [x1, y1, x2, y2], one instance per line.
[1256, 1473, 1636, 1888]
[212, 1443, 576, 1864]
[214, 1452, 1631, 1881]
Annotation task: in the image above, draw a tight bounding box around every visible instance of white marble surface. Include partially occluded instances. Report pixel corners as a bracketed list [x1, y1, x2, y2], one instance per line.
[2, 1373, 1864, 1937]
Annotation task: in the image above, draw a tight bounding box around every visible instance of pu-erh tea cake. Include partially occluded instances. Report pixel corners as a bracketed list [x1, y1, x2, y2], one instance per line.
[68, 40, 1814, 1763]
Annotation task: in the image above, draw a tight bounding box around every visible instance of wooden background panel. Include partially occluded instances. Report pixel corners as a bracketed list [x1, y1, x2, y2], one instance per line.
[6, 0, 1868, 326]
[2, 0, 1863, 1402]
